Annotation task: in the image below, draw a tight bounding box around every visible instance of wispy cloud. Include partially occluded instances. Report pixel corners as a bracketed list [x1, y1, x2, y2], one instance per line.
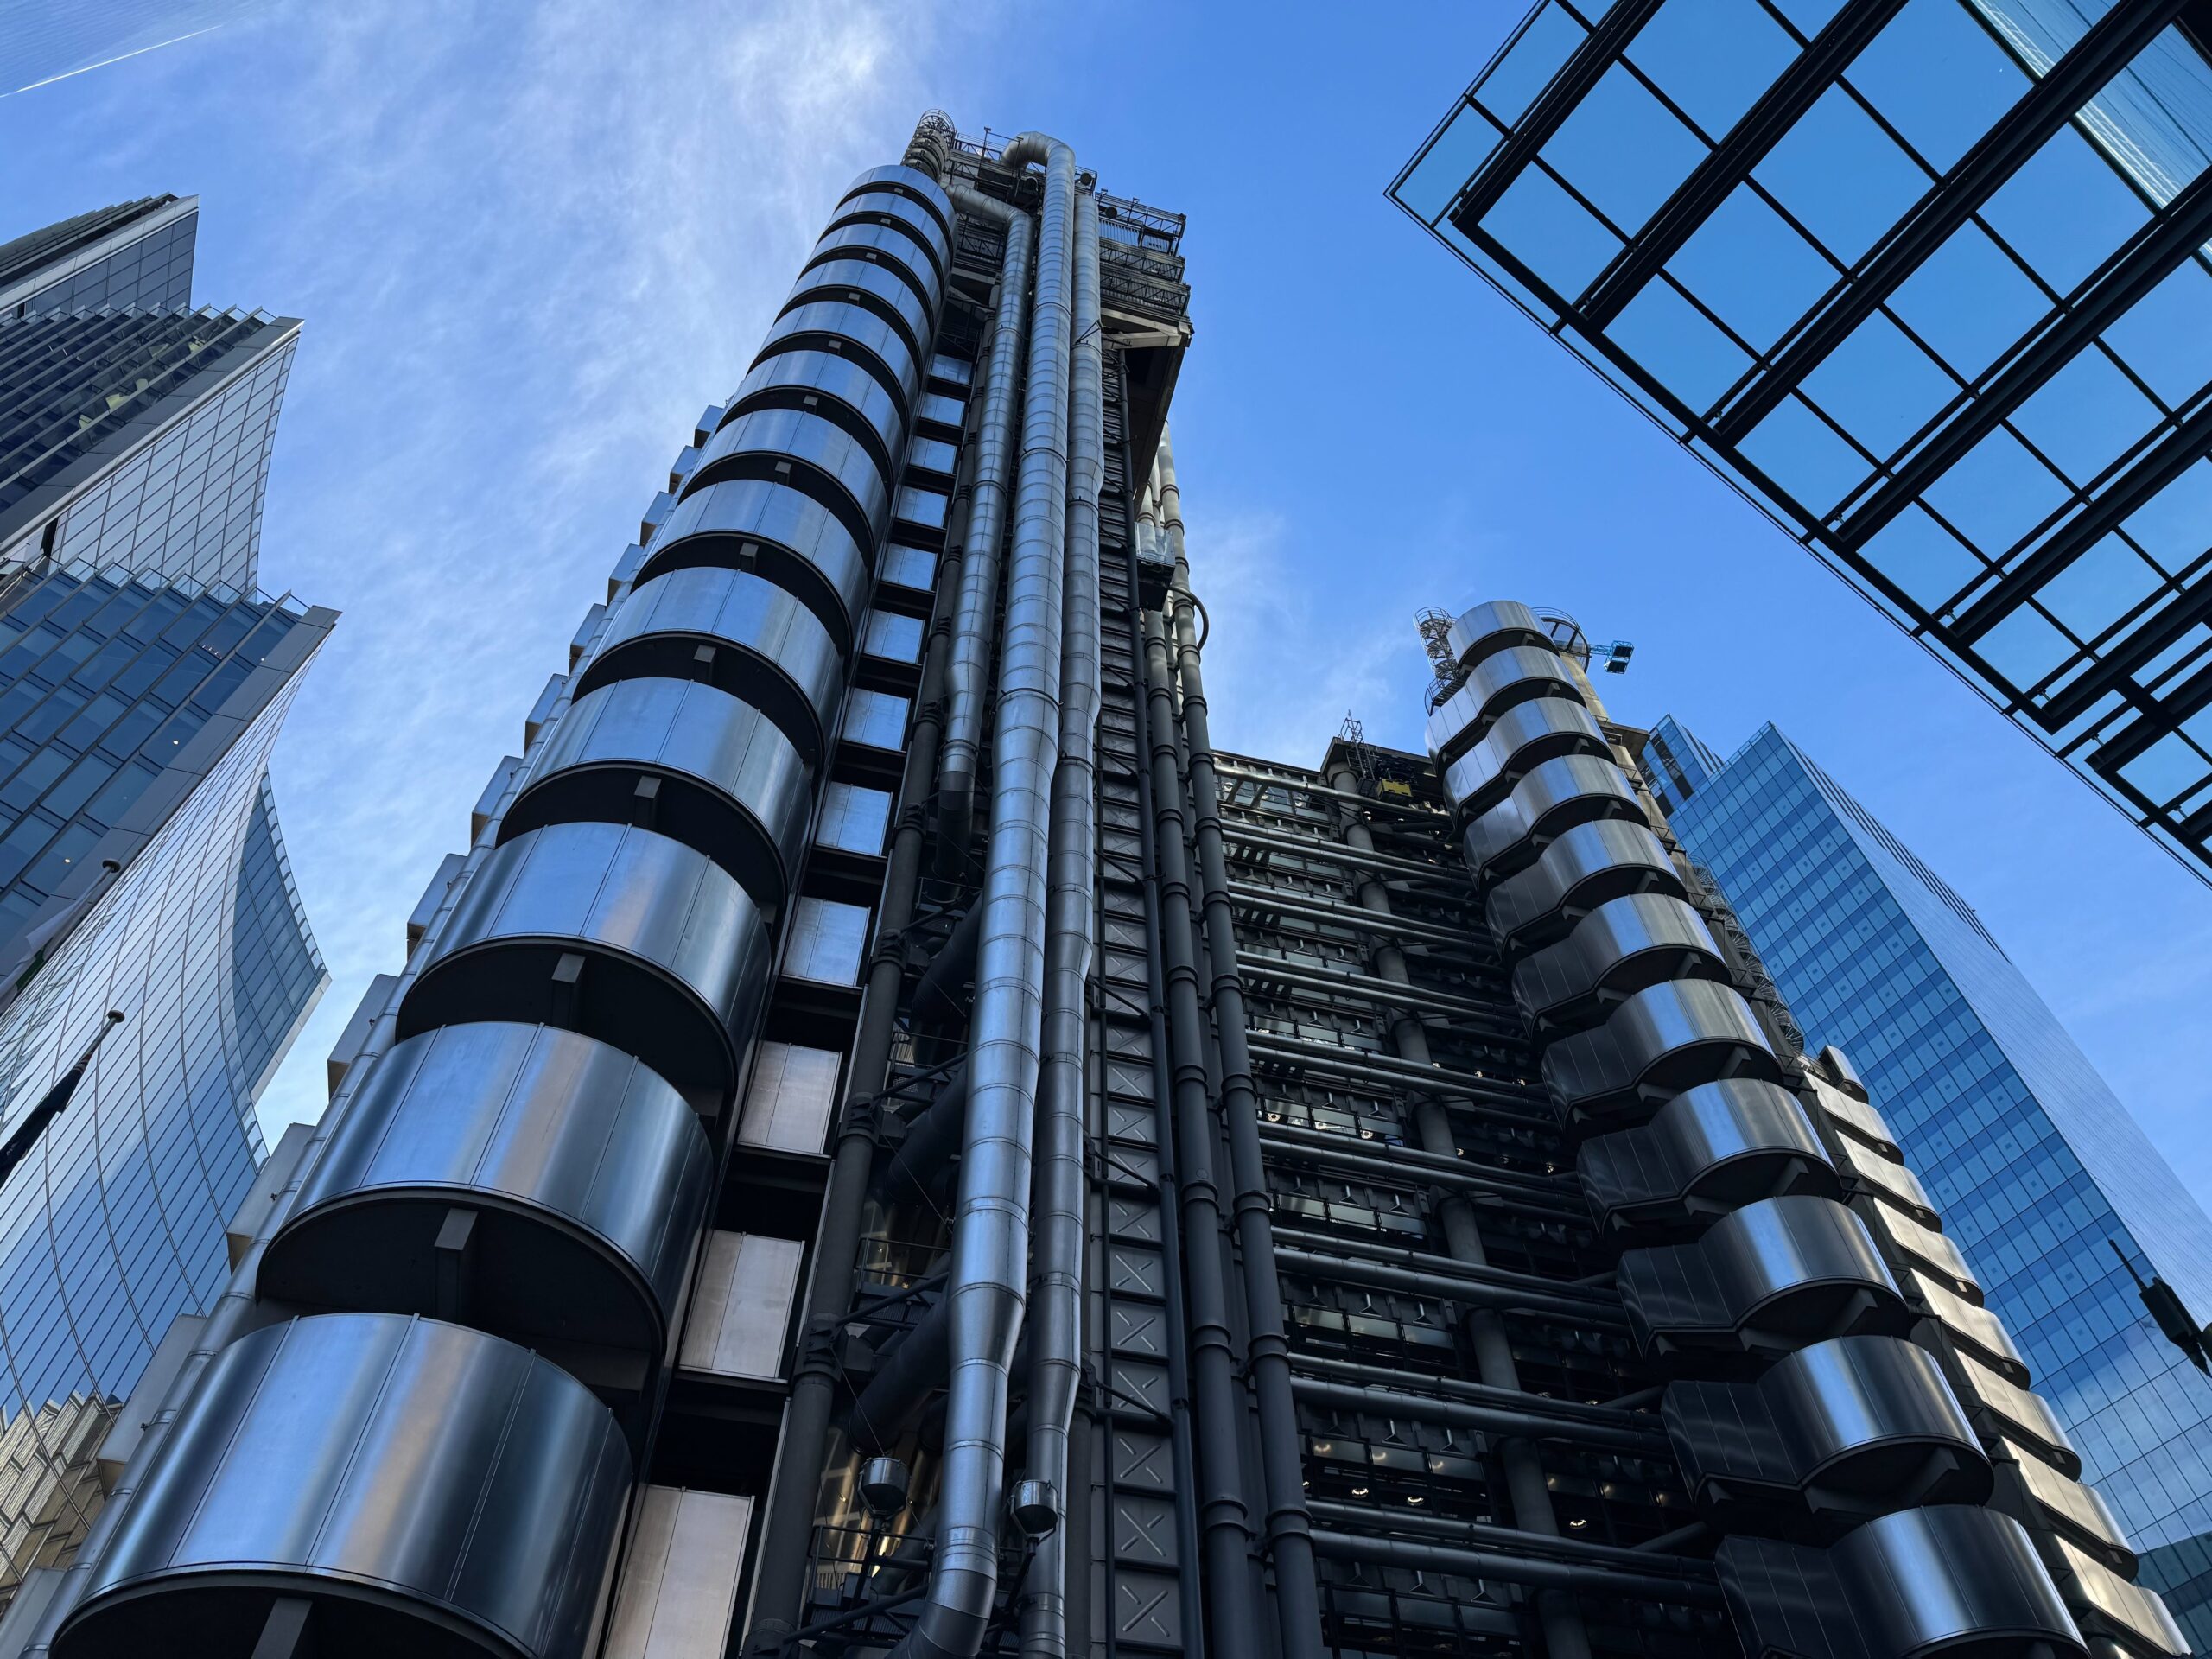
[236, 0, 994, 1131]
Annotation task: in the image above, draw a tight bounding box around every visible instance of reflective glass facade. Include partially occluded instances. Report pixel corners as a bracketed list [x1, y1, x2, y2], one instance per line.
[1653, 720, 2212, 1643]
[1393, 0, 2212, 883]
[0, 683, 324, 1598]
[0, 569, 314, 958]
[0, 200, 194, 321]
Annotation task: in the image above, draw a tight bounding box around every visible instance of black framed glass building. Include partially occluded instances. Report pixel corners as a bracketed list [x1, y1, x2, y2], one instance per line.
[1391, 0, 2212, 884]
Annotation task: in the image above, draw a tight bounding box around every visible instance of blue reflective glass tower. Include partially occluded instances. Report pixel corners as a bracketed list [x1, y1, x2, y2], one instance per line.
[1646, 717, 2212, 1643]
[0, 197, 329, 1606]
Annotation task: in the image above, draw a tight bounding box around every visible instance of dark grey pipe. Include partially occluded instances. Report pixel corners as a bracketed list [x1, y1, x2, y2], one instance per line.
[878, 1062, 970, 1206]
[1309, 1529, 1722, 1606]
[910, 905, 982, 1029]
[1293, 1352, 1656, 1432]
[1305, 1505, 1719, 1591]
[1270, 1245, 1628, 1328]
[1126, 521, 1210, 1659]
[1270, 1225, 1623, 1309]
[1141, 607, 1263, 1659]
[1288, 1376, 1667, 1455]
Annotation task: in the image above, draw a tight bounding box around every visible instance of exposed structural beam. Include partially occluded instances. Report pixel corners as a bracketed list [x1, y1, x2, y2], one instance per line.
[1839, 163, 2212, 556]
[1236, 951, 1520, 1026]
[1578, 0, 1912, 329]
[1305, 1499, 1713, 1581]
[1713, 0, 2192, 447]
[1227, 881, 1491, 950]
[1221, 821, 1470, 884]
[1255, 1130, 1586, 1217]
[1308, 1530, 1724, 1606]
[1272, 1224, 1624, 1313]
[1272, 1244, 1629, 1327]
[1214, 760, 1449, 820]
[1292, 1352, 1661, 1436]
[1242, 1031, 1553, 1121]
[1446, 0, 1666, 231]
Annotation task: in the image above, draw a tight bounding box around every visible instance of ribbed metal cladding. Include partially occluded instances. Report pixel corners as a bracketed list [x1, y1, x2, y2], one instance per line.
[1444, 598, 2112, 1657]
[38, 156, 957, 1659]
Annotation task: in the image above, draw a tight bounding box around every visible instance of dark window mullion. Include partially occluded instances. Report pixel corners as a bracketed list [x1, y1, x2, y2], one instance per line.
[1712, 0, 2195, 448]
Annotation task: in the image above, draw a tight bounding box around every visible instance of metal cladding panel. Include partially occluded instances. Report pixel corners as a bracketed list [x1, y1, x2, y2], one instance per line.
[1485, 817, 1682, 948]
[1445, 599, 1550, 671]
[1579, 1077, 1836, 1224]
[1465, 753, 1645, 878]
[401, 822, 771, 1102]
[645, 470, 873, 656]
[736, 1042, 841, 1156]
[2016, 1453, 2136, 1571]
[1863, 1204, 1980, 1300]
[839, 164, 954, 240]
[1910, 1269, 2028, 1382]
[58, 1314, 631, 1659]
[505, 677, 810, 917]
[1705, 1198, 1901, 1315]
[786, 257, 931, 365]
[677, 1232, 802, 1379]
[264, 1023, 712, 1357]
[584, 565, 844, 766]
[808, 219, 943, 313]
[1804, 1069, 1903, 1158]
[603, 1487, 753, 1659]
[757, 300, 923, 415]
[728, 349, 906, 483]
[1954, 1350, 2081, 1477]
[1717, 1507, 2086, 1659]
[1424, 644, 1583, 763]
[1836, 1134, 1938, 1223]
[1760, 1337, 1982, 1484]
[1443, 696, 1610, 817]
[1840, 1506, 2085, 1656]
[1542, 977, 1781, 1119]
[830, 187, 950, 276]
[1513, 891, 1726, 1027]
[2055, 1541, 2185, 1656]
[688, 406, 889, 553]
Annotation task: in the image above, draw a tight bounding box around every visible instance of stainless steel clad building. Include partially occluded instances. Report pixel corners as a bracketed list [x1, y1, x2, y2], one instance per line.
[20, 118, 2184, 1659]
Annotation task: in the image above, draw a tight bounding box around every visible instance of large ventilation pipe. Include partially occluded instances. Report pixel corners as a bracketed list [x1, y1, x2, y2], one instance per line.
[935, 184, 1032, 873]
[1020, 183, 1101, 1659]
[890, 130, 1077, 1659]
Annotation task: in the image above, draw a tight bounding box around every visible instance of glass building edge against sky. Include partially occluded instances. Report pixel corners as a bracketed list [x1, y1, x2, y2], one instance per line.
[1388, 0, 2212, 890]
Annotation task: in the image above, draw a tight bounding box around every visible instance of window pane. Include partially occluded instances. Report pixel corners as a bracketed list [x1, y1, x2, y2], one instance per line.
[1925, 425, 2068, 553]
[1887, 222, 2050, 380]
[1479, 167, 1624, 297]
[1978, 603, 2075, 691]
[1862, 504, 1984, 609]
[1757, 85, 1931, 265]
[2102, 261, 2212, 411]
[1605, 279, 1751, 411]
[1846, 0, 2028, 174]
[1668, 183, 1839, 352]
[1539, 62, 1707, 233]
[1399, 101, 1501, 223]
[1742, 393, 1872, 516]
[1981, 125, 2151, 296]
[2034, 533, 2162, 640]
[2120, 461, 2212, 575]
[1477, 3, 1588, 127]
[1803, 310, 1958, 460]
[1625, 0, 1797, 140]
[2009, 347, 2162, 485]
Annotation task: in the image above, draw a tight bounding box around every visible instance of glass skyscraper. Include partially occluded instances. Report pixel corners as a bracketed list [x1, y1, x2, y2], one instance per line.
[1392, 0, 2212, 887]
[1646, 716, 2212, 1644]
[0, 196, 328, 1610]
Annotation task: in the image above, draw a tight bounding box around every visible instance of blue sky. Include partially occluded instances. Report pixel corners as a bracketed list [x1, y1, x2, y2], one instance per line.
[5, 3, 2209, 1206]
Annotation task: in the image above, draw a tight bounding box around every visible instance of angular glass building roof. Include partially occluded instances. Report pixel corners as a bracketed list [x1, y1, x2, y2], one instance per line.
[1392, 0, 2212, 883]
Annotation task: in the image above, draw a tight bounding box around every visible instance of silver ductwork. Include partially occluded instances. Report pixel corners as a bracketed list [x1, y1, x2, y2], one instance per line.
[936, 186, 1033, 865]
[893, 129, 1077, 1659]
[1021, 183, 1101, 1659]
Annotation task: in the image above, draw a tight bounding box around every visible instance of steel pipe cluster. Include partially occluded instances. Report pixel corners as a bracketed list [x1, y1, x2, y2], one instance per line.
[41, 162, 957, 1659]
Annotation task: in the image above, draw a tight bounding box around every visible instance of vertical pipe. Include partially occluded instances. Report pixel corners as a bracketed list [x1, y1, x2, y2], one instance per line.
[1141, 609, 1262, 1659]
[1022, 188, 1102, 1659]
[937, 197, 1033, 872]
[1318, 763, 1593, 1659]
[1154, 434, 1325, 1659]
[894, 130, 1076, 1659]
